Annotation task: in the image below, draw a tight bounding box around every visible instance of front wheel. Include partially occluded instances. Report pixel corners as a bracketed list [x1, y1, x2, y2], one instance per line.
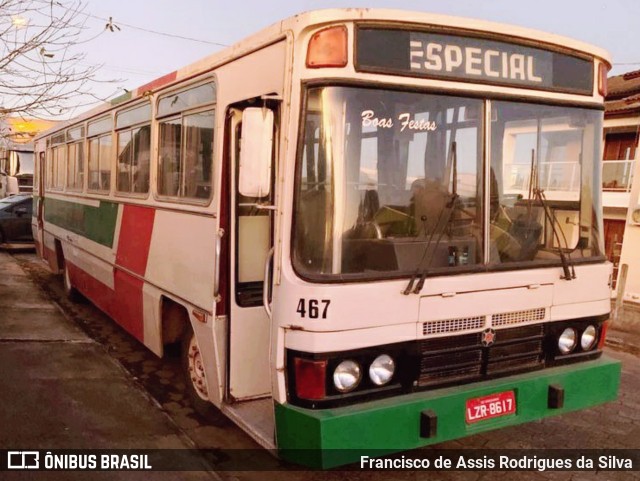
[181, 329, 226, 424]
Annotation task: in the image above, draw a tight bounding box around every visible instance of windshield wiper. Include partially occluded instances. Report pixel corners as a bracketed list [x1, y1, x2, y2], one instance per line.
[528, 150, 575, 280]
[533, 186, 576, 280]
[403, 142, 459, 295]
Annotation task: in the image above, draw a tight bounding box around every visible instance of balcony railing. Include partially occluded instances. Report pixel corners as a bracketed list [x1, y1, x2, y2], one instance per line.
[506, 161, 580, 193]
[602, 159, 635, 192]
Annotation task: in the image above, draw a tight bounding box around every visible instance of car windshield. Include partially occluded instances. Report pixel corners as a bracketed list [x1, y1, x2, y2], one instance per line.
[292, 86, 603, 281]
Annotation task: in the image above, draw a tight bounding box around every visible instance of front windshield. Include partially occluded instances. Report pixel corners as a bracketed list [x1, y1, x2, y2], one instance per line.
[292, 86, 603, 281]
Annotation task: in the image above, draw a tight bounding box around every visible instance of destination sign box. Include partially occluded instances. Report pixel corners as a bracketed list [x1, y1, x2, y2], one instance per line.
[355, 27, 594, 95]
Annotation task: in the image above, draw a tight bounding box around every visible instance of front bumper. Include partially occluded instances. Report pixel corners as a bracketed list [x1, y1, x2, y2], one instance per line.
[275, 356, 621, 468]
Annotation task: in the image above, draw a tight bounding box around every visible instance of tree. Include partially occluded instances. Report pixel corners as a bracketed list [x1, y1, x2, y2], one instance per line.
[0, 0, 104, 123]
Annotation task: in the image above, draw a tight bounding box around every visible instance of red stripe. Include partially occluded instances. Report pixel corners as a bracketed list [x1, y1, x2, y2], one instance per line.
[116, 205, 155, 276]
[137, 71, 177, 94]
[67, 262, 144, 342]
[46, 205, 156, 344]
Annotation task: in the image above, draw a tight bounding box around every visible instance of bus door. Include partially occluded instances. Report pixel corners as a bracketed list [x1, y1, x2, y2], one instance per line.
[226, 100, 278, 401]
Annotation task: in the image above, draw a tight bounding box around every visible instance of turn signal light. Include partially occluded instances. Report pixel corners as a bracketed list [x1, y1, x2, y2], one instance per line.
[598, 321, 609, 350]
[294, 357, 327, 400]
[598, 63, 609, 97]
[306, 25, 348, 68]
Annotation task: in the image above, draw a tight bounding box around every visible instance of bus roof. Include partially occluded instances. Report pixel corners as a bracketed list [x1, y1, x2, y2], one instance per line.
[37, 8, 611, 139]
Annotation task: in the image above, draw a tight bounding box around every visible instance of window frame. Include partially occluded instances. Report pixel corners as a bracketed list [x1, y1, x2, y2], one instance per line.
[154, 77, 216, 206]
[66, 140, 85, 192]
[115, 101, 152, 198]
[290, 81, 607, 284]
[87, 132, 113, 195]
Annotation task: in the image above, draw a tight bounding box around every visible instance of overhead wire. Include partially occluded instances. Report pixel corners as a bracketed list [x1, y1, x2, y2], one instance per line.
[79, 11, 229, 47]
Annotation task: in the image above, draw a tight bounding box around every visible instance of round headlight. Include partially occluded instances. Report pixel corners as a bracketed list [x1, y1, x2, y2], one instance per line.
[333, 360, 361, 393]
[369, 354, 395, 386]
[558, 327, 577, 354]
[581, 325, 597, 351]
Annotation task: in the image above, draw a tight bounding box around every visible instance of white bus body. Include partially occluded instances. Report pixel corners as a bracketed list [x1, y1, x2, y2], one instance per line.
[33, 9, 620, 468]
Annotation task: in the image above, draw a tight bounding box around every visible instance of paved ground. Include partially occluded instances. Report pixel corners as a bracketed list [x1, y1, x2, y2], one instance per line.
[2, 250, 640, 480]
[0, 251, 217, 481]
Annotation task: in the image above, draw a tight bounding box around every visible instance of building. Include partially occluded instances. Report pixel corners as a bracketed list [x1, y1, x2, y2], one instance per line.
[603, 70, 640, 305]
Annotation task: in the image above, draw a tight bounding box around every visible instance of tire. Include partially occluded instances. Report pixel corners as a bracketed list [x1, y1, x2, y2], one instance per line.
[63, 262, 83, 303]
[181, 329, 226, 425]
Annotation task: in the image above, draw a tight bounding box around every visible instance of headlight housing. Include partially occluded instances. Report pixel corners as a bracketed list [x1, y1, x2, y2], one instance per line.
[369, 354, 395, 386]
[581, 325, 597, 351]
[333, 360, 361, 393]
[558, 327, 577, 354]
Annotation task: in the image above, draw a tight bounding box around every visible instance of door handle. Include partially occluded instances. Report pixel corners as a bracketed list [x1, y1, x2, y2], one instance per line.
[263, 247, 274, 319]
[213, 228, 224, 302]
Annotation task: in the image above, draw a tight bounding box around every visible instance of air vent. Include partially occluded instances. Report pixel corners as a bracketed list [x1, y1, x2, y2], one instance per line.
[492, 308, 545, 327]
[422, 316, 485, 336]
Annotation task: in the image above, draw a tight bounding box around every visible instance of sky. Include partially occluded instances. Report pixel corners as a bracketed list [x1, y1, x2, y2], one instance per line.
[32, 0, 640, 118]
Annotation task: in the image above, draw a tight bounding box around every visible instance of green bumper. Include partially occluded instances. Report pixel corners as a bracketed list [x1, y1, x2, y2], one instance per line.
[275, 356, 621, 468]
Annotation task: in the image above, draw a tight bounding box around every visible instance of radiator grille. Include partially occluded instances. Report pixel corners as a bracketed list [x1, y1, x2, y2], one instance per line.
[418, 323, 545, 388]
[492, 308, 546, 327]
[422, 316, 485, 335]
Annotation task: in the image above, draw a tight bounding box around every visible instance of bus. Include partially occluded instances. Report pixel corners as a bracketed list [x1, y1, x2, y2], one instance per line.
[33, 9, 621, 468]
[1, 118, 56, 197]
[0, 143, 34, 196]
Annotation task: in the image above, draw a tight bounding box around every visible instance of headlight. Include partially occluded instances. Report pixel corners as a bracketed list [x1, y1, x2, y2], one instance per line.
[581, 325, 597, 351]
[333, 360, 361, 393]
[558, 327, 577, 354]
[369, 354, 395, 386]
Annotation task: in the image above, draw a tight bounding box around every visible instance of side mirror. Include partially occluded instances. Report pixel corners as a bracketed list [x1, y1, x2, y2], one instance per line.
[238, 107, 274, 198]
[15, 207, 27, 217]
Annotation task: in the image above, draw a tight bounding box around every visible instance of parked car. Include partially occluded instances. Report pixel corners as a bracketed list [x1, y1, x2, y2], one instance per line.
[0, 194, 33, 244]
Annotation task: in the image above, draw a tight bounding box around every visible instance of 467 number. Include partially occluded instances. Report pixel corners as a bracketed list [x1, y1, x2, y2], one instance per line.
[296, 299, 330, 319]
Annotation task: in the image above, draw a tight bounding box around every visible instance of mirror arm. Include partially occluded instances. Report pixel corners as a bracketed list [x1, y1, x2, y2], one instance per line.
[238, 203, 276, 211]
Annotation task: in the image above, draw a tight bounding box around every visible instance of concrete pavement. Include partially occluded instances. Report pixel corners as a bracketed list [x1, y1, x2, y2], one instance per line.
[0, 251, 217, 480]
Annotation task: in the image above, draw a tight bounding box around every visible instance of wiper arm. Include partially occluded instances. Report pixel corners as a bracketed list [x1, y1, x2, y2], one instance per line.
[403, 142, 459, 295]
[534, 187, 576, 280]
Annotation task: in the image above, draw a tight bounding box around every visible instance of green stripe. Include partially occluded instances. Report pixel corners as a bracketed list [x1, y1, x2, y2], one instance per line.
[110, 91, 132, 105]
[44, 197, 118, 248]
[275, 356, 621, 468]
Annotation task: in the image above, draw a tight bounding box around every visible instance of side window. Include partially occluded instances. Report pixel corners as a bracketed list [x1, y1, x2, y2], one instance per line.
[66, 141, 84, 191]
[117, 125, 151, 194]
[116, 103, 151, 195]
[88, 134, 112, 193]
[158, 110, 214, 199]
[45, 148, 53, 190]
[52, 145, 66, 190]
[20, 200, 33, 216]
[156, 80, 216, 202]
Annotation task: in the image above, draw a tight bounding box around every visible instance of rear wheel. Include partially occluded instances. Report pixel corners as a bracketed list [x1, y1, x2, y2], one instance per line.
[63, 262, 83, 302]
[181, 329, 226, 424]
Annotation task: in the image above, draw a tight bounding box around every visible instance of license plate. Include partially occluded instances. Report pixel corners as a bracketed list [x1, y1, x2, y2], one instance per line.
[465, 391, 516, 424]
